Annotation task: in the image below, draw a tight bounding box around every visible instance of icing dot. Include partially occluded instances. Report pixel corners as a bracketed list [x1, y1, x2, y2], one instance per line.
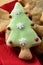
[7, 27, 11, 30]
[35, 38, 39, 42]
[19, 38, 26, 46]
[17, 23, 24, 29]
[9, 15, 12, 18]
[31, 22, 35, 26]
[14, 9, 21, 15]
[25, 11, 29, 14]
[9, 41, 12, 44]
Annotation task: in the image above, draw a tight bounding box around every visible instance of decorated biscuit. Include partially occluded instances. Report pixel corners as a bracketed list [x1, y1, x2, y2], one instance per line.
[0, 8, 10, 32]
[6, 2, 41, 60]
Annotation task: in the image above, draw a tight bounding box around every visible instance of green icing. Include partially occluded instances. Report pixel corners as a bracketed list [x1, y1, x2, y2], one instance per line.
[6, 2, 41, 48]
[11, 2, 24, 17]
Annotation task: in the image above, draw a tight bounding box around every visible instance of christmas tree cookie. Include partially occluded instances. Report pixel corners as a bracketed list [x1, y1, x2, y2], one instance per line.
[6, 2, 41, 60]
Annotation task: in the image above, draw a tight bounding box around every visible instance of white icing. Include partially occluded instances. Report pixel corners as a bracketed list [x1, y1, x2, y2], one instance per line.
[17, 23, 24, 29]
[14, 9, 21, 15]
[19, 38, 26, 46]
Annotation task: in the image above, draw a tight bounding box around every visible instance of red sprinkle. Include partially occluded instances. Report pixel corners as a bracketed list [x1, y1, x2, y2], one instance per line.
[31, 22, 35, 26]
[9, 15, 12, 18]
[35, 38, 39, 42]
[25, 11, 29, 14]
[7, 27, 11, 30]
[9, 41, 13, 44]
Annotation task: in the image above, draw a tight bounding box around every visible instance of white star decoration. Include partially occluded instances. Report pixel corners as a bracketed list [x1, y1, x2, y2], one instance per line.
[17, 23, 24, 29]
[19, 38, 26, 46]
[14, 9, 21, 15]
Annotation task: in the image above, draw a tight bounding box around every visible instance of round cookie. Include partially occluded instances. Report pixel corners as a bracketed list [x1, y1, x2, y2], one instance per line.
[0, 8, 10, 32]
[6, 2, 41, 60]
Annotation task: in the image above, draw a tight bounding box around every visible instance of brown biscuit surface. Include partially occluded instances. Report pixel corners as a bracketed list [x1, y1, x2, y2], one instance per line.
[0, 8, 10, 32]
